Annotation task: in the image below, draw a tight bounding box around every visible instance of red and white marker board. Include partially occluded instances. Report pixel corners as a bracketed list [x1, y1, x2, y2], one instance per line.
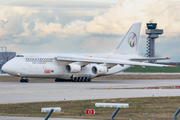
[175, 86, 180, 89]
[86, 109, 95, 114]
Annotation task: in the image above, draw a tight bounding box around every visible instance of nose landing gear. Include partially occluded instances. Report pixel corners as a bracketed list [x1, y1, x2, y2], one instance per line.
[20, 78, 29, 83]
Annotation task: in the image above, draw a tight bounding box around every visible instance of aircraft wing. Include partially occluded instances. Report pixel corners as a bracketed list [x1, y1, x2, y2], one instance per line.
[56, 55, 175, 67]
[130, 57, 170, 61]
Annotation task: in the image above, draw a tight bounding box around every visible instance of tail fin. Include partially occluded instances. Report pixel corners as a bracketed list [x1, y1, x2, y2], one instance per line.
[113, 22, 141, 55]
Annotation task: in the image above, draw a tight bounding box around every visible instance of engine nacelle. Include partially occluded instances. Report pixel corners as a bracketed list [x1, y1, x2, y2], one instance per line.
[92, 65, 108, 75]
[66, 64, 81, 73]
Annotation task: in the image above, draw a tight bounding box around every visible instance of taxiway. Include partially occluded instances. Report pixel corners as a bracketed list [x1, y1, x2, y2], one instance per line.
[1, 80, 180, 104]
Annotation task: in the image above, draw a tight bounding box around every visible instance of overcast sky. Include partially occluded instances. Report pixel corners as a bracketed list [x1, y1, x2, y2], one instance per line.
[0, 0, 180, 62]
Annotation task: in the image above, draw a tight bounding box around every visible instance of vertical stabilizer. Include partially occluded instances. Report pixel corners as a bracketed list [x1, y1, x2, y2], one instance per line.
[113, 22, 141, 55]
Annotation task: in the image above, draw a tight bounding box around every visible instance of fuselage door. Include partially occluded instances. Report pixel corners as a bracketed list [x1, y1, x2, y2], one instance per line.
[29, 65, 33, 72]
[35, 68, 38, 75]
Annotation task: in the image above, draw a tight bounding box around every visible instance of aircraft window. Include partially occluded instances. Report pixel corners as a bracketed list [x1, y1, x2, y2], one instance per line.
[16, 55, 24, 57]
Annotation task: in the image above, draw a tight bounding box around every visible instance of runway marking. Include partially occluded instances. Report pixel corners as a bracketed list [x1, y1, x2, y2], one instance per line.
[0, 88, 134, 97]
[15, 92, 21, 93]
[0, 89, 118, 95]
[51, 90, 59, 92]
[73, 90, 79, 92]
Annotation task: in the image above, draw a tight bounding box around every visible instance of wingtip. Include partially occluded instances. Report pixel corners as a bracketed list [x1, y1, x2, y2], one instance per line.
[166, 57, 170, 59]
[168, 65, 177, 67]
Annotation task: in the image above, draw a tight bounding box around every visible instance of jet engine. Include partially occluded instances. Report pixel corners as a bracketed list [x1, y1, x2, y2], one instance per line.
[92, 65, 108, 75]
[66, 64, 81, 73]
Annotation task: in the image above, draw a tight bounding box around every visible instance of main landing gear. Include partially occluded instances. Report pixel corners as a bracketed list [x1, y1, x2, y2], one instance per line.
[20, 78, 29, 83]
[55, 77, 91, 82]
[72, 77, 91, 82]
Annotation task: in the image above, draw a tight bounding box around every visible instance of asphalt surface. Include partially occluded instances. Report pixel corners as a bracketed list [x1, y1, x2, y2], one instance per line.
[1, 80, 180, 104]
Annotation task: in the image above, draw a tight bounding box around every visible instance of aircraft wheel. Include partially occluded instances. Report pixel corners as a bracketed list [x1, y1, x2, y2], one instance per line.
[20, 79, 24, 82]
[85, 77, 88, 82]
[73, 77, 77, 82]
[82, 77, 85, 82]
[76, 77, 79, 82]
[26, 79, 29, 83]
[58, 79, 61, 82]
[55, 78, 58, 82]
[79, 77, 82, 82]
[88, 78, 91, 82]
[77, 77, 81, 82]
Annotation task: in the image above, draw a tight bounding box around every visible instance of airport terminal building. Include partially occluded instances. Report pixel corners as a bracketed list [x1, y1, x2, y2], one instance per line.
[0, 52, 16, 73]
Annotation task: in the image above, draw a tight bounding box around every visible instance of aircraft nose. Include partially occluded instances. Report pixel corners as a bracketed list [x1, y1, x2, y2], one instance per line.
[2, 62, 9, 73]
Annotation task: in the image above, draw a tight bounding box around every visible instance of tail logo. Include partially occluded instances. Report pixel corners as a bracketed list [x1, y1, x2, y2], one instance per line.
[128, 32, 137, 47]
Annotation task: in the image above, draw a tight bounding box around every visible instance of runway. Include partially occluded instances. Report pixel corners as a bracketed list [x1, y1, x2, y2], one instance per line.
[1, 80, 180, 104]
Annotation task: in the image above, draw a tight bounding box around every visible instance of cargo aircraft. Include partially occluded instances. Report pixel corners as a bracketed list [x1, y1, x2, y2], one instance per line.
[2, 23, 174, 82]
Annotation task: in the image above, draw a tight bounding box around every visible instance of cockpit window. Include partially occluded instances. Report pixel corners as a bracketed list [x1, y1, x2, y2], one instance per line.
[16, 55, 24, 57]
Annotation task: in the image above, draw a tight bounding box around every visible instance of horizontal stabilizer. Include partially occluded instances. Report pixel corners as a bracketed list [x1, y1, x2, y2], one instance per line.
[130, 57, 170, 61]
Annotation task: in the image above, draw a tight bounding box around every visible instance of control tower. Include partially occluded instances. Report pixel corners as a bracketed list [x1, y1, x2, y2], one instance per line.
[146, 21, 163, 62]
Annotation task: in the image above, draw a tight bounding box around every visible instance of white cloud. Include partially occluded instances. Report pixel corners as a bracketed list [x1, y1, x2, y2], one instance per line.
[0, 7, 38, 39]
[80, 37, 119, 53]
[66, 10, 100, 17]
[38, 20, 87, 37]
[6, 0, 180, 39]
[2, 0, 112, 8]
[0, 0, 180, 61]
[85, 0, 180, 36]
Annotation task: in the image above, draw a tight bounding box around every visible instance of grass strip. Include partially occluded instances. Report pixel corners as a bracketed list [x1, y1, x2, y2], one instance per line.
[90, 86, 179, 89]
[0, 96, 180, 120]
[124, 65, 180, 73]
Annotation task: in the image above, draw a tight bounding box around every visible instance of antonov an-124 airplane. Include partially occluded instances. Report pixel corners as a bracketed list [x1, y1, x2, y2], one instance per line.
[2, 23, 175, 82]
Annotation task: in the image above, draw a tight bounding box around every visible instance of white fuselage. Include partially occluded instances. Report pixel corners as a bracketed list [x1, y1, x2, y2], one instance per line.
[3, 53, 140, 79]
